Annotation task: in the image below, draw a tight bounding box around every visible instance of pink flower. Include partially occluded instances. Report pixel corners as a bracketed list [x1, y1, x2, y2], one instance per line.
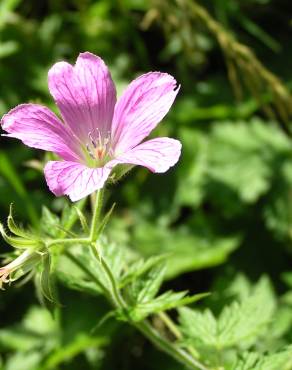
[0, 250, 37, 289]
[1, 52, 181, 201]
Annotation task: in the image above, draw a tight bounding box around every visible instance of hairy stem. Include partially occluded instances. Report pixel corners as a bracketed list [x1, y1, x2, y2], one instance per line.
[158, 312, 200, 359]
[90, 188, 104, 241]
[135, 321, 208, 370]
[47, 238, 90, 247]
[66, 240, 208, 370]
[158, 311, 183, 339]
[55, 190, 208, 370]
[90, 242, 126, 308]
[63, 189, 209, 370]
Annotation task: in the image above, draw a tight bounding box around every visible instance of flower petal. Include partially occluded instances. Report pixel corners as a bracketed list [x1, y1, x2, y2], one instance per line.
[48, 52, 116, 141]
[109, 137, 182, 173]
[1, 104, 79, 161]
[44, 161, 111, 201]
[111, 72, 179, 153]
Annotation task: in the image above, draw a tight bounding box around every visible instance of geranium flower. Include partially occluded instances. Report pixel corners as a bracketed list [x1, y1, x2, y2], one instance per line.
[1, 52, 181, 201]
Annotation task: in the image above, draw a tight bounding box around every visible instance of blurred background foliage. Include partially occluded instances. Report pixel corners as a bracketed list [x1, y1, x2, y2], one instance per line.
[1, 0, 292, 369]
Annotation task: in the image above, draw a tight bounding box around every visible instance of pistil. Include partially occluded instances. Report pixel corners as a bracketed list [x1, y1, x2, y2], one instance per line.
[83, 129, 112, 167]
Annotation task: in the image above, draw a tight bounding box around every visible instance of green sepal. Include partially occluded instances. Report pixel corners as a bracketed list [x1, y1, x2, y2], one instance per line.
[38, 251, 58, 304]
[0, 223, 41, 249]
[73, 206, 89, 232]
[61, 198, 87, 232]
[7, 204, 31, 239]
[109, 165, 134, 183]
[95, 203, 116, 238]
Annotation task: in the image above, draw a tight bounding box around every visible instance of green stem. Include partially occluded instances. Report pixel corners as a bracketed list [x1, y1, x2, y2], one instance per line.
[67, 245, 208, 370]
[99, 255, 126, 308]
[90, 243, 126, 309]
[89, 188, 104, 242]
[97, 253, 207, 370]
[63, 190, 209, 370]
[88, 187, 126, 307]
[158, 312, 200, 359]
[47, 238, 90, 247]
[51, 198, 87, 347]
[136, 321, 208, 370]
[158, 311, 183, 339]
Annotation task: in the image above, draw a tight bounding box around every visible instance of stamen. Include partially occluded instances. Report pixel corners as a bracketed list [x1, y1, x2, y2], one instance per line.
[88, 132, 97, 148]
[97, 129, 103, 147]
[86, 144, 95, 159]
[84, 129, 113, 166]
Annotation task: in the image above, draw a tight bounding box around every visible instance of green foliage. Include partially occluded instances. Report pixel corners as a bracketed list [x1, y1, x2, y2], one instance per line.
[122, 257, 208, 321]
[56, 241, 126, 296]
[177, 276, 292, 368]
[127, 217, 240, 278]
[1, 1, 292, 369]
[0, 306, 57, 370]
[0, 304, 108, 370]
[179, 277, 275, 349]
[0, 151, 38, 226]
[232, 347, 292, 370]
[207, 118, 291, 203]
[57, 241, 207, 322]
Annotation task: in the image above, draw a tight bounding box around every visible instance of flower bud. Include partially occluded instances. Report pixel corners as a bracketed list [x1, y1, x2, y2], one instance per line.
[0, 249, 42, 289]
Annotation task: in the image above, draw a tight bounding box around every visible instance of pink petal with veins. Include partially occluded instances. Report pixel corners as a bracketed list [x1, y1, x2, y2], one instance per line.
[48, 52, 116, 141]
[44, 160, 112, 201]
[1, 53, 182, 201]
[111, 72, 179, 154]
[108, 137, 182, 173]
[1, 104, 80, 161]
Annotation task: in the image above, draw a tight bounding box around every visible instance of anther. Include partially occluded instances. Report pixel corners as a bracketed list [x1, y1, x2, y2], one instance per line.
[88, 132, 97, 148]
[86, 144, 95, 159]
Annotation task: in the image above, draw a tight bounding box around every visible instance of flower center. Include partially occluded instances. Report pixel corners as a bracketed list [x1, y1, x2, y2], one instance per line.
[83, 129, 112, 167]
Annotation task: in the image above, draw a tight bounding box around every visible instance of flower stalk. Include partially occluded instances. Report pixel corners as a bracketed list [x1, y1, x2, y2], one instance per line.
[0, 188, 208, 370]
[63, 190, 209, 370]
[90, 188, 105, 242]
[65, 244, 208, 370]
[0, 51, 202, 368]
